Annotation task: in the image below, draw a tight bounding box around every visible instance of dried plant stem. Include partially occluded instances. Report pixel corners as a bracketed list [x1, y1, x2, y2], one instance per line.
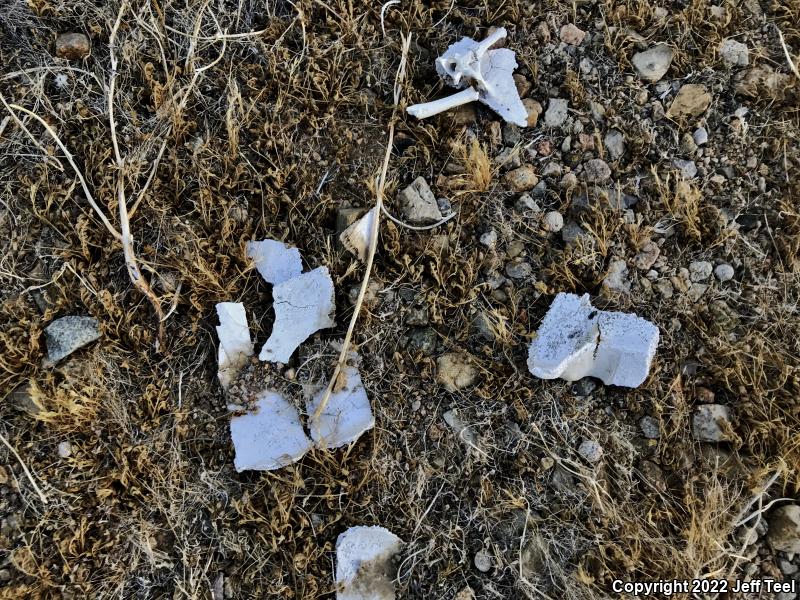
[776, 26, 800, 80]
[130, 3, 227, 217]
[109, 1, 165, 340]
[0, 96, 120, 239]
[380, 204, 457, 231]
[0, 431, 48, 504]
[313, 33, 412, 422]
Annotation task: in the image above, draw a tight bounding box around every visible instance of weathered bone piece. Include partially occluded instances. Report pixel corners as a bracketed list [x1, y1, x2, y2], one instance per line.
[407, 27, 527, 126]
[229, 390, 313, 471]
[527, 293, 659, 387]
[222, 241, 374, 471]
[306, 364, 374, 449]
[336, 526, 403, 600]
[340, 208, 377, 262]
[215, 302, 253, 388]
[406, 87, 480, 120]
[246, 239, 303, 285]
[258, 267, 336, 363]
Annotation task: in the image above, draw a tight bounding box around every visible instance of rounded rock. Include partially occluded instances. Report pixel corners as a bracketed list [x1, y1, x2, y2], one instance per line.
[474, 549, 493, 573]
[523, 99, 543, 127]
[559, 24, 586, 46]
[583, 158, 611, 183]
[693, 127, 709, 146]
[639, 416, 660, 439]
[560, 172, 578, 190]
[578, 440, 603, 463]
[689, 260, 713, 282]
[632, 44, 674, 82]
[58, 441, 72, 458]
[504, 165, 539, 192]
[542, 211, 564, 233]
[480, 229, 498, 247]
[714, 263, 734, 282]
[55, 33, 91, 60]
[768, 505, 800, 553]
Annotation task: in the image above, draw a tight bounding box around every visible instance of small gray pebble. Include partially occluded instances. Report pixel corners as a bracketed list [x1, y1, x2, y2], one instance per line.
[714, 263, 734, 282]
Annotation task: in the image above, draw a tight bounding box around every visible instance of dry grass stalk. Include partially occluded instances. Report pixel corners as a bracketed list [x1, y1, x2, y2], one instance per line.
[108, 1, 165, 341]
[776, 26, 800, 80]
[313, 32, 412, 422]
[0, 430, 48, 504]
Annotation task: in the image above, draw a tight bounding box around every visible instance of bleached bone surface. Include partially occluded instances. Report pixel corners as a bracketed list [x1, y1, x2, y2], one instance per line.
[215, 302, 253, 388]
[229, 390, 313, 471]
[406, 87, 479, 120]
[336, 526, 403, 600]
[480, 47, 528, 126]
[246, 239, 303, 285]
[408, 27, 527, 126]
[259, 267, 336, 363]
[527, 293, 659, 387]
[306, 365, 374, 449]
[340, 208, 377, 262]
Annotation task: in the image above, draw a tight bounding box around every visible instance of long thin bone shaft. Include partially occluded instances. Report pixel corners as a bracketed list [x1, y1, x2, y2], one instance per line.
[407, 87, 479, 119]
[475, 27, 507, 56]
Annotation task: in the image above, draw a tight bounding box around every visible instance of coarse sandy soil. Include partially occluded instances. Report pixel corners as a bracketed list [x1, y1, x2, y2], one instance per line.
[1, 0, 799, 598]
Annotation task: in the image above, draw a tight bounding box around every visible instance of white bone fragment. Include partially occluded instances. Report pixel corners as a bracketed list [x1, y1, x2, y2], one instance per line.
[339, 208, 377, 262]
[336, 526, 403, 600]
[480, 48, 528, 127]
[408, 27, 527, 126]
[229, 390, 313, 471]
[259, 267, 336, 363]
[407, 87, 480, 120]
[215, 302, 253, 389]
[306, 365, 374, 449]
[527, 293, 659, 387]
[435, 27, 508, 92]
[246, 239, 303, 285]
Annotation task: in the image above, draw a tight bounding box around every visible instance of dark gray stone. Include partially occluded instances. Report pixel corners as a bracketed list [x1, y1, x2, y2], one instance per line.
[44, 316, 100, 364]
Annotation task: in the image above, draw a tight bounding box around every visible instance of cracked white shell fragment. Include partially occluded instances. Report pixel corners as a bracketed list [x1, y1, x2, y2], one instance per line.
[340, 208, 377, 262]
[336, 526, 403, 600]
[215, 302, 253, 389]
[527, 293, 659, 387]
[246, 239, 303, 285]
[258, 267, 336, 363]
[229, 390, 313, 471]
[407, 27, 527, 126]
[306, 365, 374, 449]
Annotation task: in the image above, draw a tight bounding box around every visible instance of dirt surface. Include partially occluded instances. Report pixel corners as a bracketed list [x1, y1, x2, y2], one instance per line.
[1, 0, 800, 598]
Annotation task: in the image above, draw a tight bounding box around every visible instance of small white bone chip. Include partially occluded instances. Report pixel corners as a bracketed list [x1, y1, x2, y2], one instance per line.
[215, 302, 253, 389]
[306, 365, 374, 449]
[246, 239, 303, 285]
[527, 293, 659, 387]
[259, 267, 336, 363]
[336, 526, 403, 600]
[229, 390, 313, 471]
[407, 27, 527, 126]
[340, 208, 377, 262]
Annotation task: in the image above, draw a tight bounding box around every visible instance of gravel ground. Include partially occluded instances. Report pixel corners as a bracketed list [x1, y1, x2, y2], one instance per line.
[1, 0, 799, 598]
